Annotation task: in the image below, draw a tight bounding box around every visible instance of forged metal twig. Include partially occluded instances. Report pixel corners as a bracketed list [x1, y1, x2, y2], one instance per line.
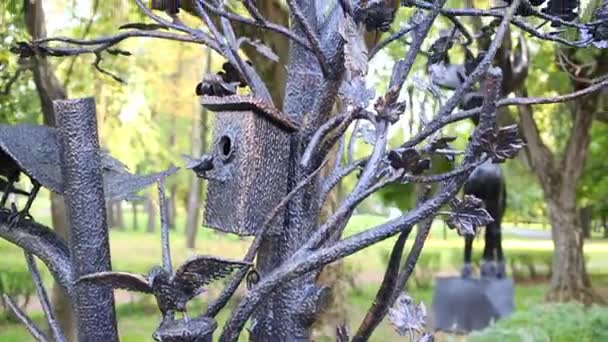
[157, 178, 173, 274]
[24, 252, 67, 342]
[2, 295, 50, 342]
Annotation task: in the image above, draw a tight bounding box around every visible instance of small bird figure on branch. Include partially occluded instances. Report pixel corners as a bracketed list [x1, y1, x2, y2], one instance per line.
[78, 255, 252, 319]
[150, 0, 185, 25]
[195, 61, 252, 97]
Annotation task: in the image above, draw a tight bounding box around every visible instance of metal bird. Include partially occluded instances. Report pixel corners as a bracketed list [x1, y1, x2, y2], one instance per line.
[0, 124, 177, 228]
[182, 154, 214, 179]
[77, 255, 251, 318]
[195, 74, 239, 97]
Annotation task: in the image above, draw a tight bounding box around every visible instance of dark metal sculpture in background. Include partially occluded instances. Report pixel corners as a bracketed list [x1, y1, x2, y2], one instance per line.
[462, 159, 507, 278]
[1, 0, 606, 341]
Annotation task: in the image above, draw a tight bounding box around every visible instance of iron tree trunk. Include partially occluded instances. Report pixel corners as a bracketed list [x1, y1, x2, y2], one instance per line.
[250, 1, 325, 340]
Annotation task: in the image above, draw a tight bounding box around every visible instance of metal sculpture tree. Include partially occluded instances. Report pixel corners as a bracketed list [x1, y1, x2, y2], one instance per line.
[1, 0, 607, 341]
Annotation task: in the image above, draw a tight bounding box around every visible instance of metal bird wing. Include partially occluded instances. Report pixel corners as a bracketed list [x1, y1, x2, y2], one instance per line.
[173, 255, 252, 294]
[0, 124, 64, 193]
[103, 165, 179, 201]
[77, 272, 153, 294]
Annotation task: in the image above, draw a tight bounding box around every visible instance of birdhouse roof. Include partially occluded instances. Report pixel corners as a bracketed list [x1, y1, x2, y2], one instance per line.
[200, 95, 300, 132]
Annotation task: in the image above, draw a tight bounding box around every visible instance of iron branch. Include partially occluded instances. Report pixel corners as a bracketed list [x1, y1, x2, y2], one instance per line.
[198, 0, 314, 53]
[0, 217, 72, 295]
[286, 0, 330, 76]
[24, 253, 67, 342]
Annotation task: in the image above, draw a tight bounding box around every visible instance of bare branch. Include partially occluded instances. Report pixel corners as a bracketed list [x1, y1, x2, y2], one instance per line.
[286, 0, 330, 76]
[2, 295, 50, 342]
[0, 68, 26, 96]
[157, 178, 173, 273]
[0, 217, 72, 295]
[24, 253, 67, 342]
[199, 1, 314, 53]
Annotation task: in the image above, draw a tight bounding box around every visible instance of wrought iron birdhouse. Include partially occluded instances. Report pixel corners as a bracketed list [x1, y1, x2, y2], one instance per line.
[195, 95, 300, 236]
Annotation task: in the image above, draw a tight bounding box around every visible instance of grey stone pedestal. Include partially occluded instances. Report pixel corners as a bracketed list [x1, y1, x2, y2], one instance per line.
[431, 276, 514, 333]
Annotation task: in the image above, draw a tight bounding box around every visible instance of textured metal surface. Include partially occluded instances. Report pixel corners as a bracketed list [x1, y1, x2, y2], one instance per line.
[0, 124, 64, 193]
[153, 316, 217, 342]
[432, 276, 514, 333]
[200, 95, 301, 132]
[54, 97, 119, 342]
[0, 123, 173, 201]
[203, 109, 291, 236]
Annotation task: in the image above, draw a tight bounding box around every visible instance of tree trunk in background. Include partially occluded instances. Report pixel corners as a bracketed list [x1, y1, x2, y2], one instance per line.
[518, 75, 601, 303]
[184, 109, 207, 248]
[132, 201, 138, 231]
[546, 195, 592, 302]
[23, 1, 76, 339]
[603, 212, 608, 239]
[185, 50, 212, 248]
[146, 194, 157, 233]
[580, 206, 592, 239]
[106, 201, 115, 229]
[115, 201, 124, 230]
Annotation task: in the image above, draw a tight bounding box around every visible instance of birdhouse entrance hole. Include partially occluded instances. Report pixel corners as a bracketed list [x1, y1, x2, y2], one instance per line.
[219, 135, 233, 160]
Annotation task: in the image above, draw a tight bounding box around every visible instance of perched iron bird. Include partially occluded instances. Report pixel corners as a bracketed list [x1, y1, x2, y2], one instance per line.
[0, 124, 176, 227]
[542, 0, 579, 26]
[0, 150, 28, 209]
[218, 61, 252, 88]
[195, 74, 239, 97]
[494, 0, 546, 16]
[353, 0, 397, 32]
[182, 154, 214, 179]
[78, 256, 252, 317]
[150, 0, 183, 25]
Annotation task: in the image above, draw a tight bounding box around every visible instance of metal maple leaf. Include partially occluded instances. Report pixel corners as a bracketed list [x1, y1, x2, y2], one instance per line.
[388, 292, 427, 337]
[478, 124, 525, 163]
[446, 195, 494, 236]
[78, 255, 251, 317]
[338, 76, 375, 108]
[375, 88, 406, 124]
[387, 148, 431, 175]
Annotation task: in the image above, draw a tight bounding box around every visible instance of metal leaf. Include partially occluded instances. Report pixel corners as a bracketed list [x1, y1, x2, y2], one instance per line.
[375, 88, 406, 124]
[338, 76, 375, 108]
[478, 124, 525, 163]
[387, 148, 430, 175]
[388, 292, 427, 336]
[446, 195, 494, 236]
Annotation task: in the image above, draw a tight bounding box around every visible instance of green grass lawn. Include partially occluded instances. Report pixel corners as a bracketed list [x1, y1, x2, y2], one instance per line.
[1, 206, 608, 341]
